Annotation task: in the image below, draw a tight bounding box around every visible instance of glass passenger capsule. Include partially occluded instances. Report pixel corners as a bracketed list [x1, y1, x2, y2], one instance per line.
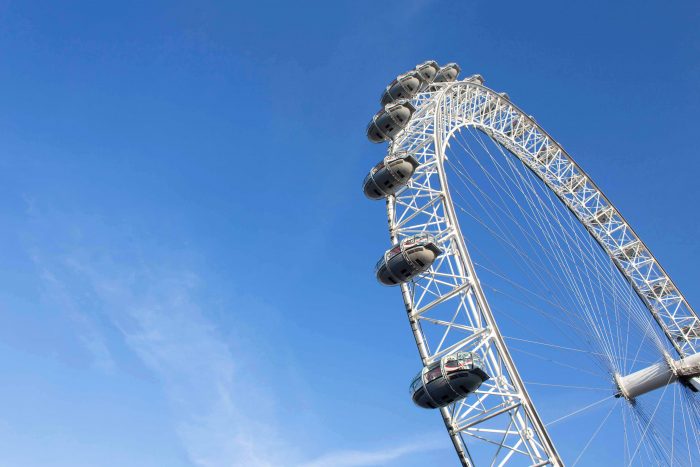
[363, 153, 420, 199]
[366, 100, 416, 143]
[410, 352, 489, 409]
[433, 63, 461, 83]
[414, 60, 440, 86]
[465, 73, 485, 85]
[380, 71, 423, 106]
[375, 234, 442, 286]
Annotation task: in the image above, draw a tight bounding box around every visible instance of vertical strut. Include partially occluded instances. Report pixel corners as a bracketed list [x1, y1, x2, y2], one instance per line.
[386, 195, 474, 466]
[432, 90, 563, 466]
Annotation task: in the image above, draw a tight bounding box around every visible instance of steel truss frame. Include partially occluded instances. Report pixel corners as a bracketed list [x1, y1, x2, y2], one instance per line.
[384, 79, 699, 466]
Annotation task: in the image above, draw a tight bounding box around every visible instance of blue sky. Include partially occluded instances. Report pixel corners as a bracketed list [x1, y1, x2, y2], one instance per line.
[0, 1, 698, 466]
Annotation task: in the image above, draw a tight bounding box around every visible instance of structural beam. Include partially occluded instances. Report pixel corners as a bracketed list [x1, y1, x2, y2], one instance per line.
[615, 352, 700, 400]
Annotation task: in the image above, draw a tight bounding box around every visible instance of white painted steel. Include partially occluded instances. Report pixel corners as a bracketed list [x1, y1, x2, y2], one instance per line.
[616, 352, 700, 400]
[378, 77, 700, 465]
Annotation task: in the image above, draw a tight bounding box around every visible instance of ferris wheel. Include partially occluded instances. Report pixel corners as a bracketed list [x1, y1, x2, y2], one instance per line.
[362, 61, 700, 466]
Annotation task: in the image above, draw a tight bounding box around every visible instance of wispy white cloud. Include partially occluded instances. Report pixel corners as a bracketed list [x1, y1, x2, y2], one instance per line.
[36, 249, 447, 467]
[35, 249, 291, 467]
[28, 207, 444, 467]
[299, 438, 444, 467]
[33, 257, 116, 373]
[34, 248, 451, 467]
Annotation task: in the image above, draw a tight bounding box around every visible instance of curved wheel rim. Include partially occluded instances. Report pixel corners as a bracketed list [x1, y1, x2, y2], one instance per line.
[375, 78, 700, 465]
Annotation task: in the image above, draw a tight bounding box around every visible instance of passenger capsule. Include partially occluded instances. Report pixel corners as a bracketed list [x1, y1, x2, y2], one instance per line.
[363, 153, 420, 199]
[465, 74, 485, 85]
[375, 234, 442, 286]
[414, 60, 440, 85]
[380, 71, 422, 106]
[433, 63, 461, 83]
[366, 100, 416, 143]
[410, 352, 489, 409]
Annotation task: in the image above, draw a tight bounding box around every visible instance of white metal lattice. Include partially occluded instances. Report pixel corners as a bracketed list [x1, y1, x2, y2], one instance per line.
[382, 78, 699, 466]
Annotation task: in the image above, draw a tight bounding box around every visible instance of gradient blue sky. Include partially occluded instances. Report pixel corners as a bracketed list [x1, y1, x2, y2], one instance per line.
[0, 1, 698, 466]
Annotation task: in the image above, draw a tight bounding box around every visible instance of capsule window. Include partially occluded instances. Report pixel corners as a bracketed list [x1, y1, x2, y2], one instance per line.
[415, 259, 425, 267]
[373, 189, 381, 197]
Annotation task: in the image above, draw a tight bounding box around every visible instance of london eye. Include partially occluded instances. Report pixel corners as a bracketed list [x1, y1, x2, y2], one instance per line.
[362, 61, 700, 466]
